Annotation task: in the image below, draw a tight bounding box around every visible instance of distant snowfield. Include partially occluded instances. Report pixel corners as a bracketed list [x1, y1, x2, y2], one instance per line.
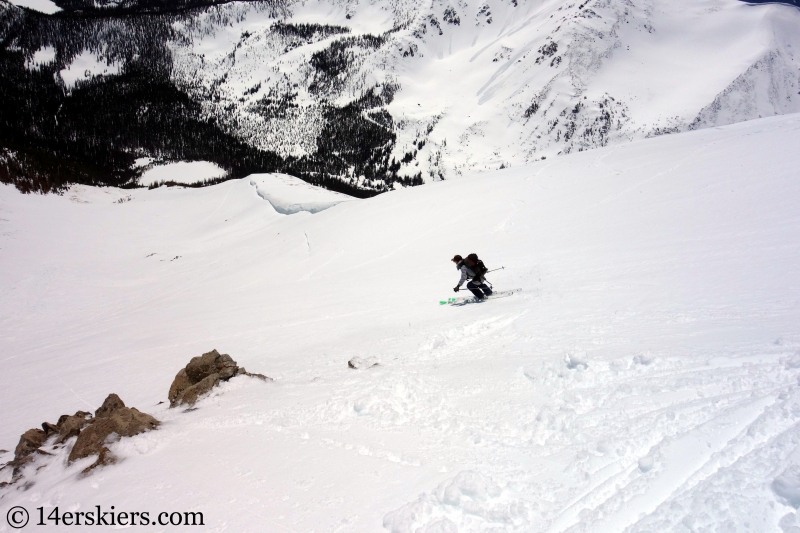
[58, 50, 121, 89]
[26, 46, 56, 70]
[2, 115, 800, 532]
[137, 160, 227, 186]
[5, 0, 60, 13]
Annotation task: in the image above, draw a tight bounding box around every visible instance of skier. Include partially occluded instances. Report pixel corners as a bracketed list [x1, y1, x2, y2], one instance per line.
[452, 254, 493, 300]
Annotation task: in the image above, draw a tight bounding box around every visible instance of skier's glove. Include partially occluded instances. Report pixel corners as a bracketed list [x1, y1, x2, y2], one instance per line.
[453, 287, 460, 292]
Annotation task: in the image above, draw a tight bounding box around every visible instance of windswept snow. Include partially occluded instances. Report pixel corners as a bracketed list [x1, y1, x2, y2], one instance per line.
[249, 173, 353, 214]
[1, 115, 800, 531]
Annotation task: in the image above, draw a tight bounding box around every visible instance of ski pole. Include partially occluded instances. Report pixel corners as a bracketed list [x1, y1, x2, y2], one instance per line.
[486, 267, 505, 273]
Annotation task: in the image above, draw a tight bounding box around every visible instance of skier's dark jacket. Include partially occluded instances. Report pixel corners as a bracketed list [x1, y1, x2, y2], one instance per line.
[456, 257, 484, 288]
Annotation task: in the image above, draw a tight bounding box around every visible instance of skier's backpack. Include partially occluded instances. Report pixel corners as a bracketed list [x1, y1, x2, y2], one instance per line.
[465, 253, 488, 280]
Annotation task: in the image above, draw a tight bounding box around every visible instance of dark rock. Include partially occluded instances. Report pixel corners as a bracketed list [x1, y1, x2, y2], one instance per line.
[168, 349, 271, 407]
[243, 371, 271, 382]
[236, 366, 271, 381]
[168, 368, 193, 406]
[68, 403, 159, 471]
[9, 428, 51, 479]
[95, 393, 125, 418]
[55, 413, 93, 444]
[185, 349, 236, 382]
[56, 411, 91, 427]
[14, 429, 48, 460]
[175, 373, 220, 407]
[217, 355, 238, 380]
[5, 402, 149, 484]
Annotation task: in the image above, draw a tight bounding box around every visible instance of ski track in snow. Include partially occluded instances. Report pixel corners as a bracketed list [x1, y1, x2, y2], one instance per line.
[1, 115, 800, 531]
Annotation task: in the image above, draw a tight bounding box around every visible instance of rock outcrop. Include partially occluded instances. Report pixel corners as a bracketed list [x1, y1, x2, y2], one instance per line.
[2, 350, 269, 487]
[54, 412, 92, 443]
[3, 395, 158, 483]
[4, 410, 94, 482]
[168, 349, 270, 407]
[68, 394, 159, 470]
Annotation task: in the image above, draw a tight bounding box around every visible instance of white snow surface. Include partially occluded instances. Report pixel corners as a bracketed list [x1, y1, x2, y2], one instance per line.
[58, 50, 121, 89]
[26, 46, 56, 70]
[5, 0, 60, 14]
[249, 173, 354, 214]
[138, 161, 228, 186]
[1, 114, 800, 532]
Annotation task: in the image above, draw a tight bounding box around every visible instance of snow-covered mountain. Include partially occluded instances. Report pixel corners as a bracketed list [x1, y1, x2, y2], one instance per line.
[1, 113, 800, 532]
[2, 0, 800, 193]
[168, 0, 800, 177]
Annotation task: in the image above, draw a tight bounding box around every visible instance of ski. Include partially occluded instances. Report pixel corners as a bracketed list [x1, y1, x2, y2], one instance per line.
[440, 289, 522, 306]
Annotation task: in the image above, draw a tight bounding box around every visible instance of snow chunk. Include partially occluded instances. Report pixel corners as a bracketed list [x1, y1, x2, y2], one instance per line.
[348, 356, 379, 369]
[249, 173, 353, 215]
[782, 351, 800, 370]
[638, 456, 655, 473]
[565, 352, 588, 370]
[774, 466, 800, 508]
[139, 161, 227, 186]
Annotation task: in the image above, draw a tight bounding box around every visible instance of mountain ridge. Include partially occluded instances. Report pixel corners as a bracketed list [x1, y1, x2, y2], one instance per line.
[1, 0, 799, 193]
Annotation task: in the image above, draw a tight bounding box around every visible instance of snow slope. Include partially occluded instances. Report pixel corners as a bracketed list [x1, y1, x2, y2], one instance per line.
[1, 114, 800, 532]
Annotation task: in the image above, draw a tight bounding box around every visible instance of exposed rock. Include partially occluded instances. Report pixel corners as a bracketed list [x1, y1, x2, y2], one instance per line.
[68, 394, 159, 471]
[5, 398, 156, 483]
[8, 428, 52, 479]
[14, 429, 48, 460]
[242, 371, 270, 381]
[168, 349, 271, 407]
[94, 393, 125, 418]
[55, 412, 93, 444]
[175, 373, 220, 407]
[7, 409, 95, 482]
[236, 366, 270, 381]
[57, 411, 91, 426]
[185, 350, 237, 382]
[168, 368, 192, 405]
